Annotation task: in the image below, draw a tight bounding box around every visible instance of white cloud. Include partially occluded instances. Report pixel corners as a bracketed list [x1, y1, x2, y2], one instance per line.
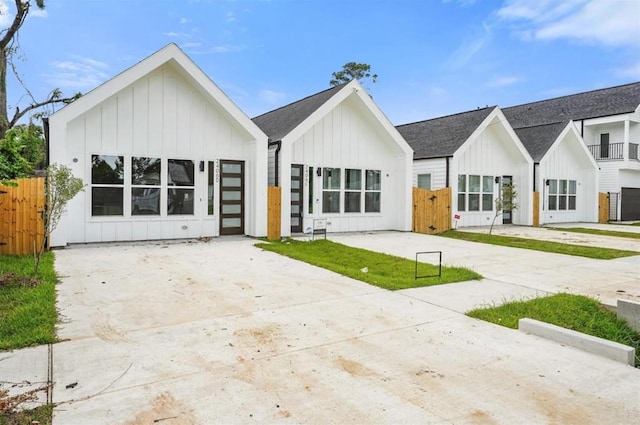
[226, 11, 236, 22]
[615, 61, 640, 79]
[44, 57, 110, 91]
[258, 89, 286, 105]
[179, 17, 190, 24]
[485, 75, 523, 87]
[0, 0, 10, 26]
[446, 22, 493, 69]
[498, 0, 640, 47]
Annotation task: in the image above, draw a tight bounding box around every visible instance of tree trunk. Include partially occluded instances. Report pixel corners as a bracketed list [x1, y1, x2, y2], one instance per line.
[0, 49, 8, 140]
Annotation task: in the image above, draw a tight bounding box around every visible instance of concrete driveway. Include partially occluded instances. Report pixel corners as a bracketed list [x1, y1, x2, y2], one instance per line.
[51, 235, 640, 424]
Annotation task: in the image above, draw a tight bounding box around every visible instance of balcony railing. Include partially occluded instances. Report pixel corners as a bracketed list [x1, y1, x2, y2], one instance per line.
[630, 143, 639, 160]
[587, 142, 624, 160]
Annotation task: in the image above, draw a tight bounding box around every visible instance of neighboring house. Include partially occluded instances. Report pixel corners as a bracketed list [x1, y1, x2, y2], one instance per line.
[253, 80, 413, 236]
[512, 121, 599, 225]
[504, 82, 640, 221]
[397, 106, 534, 227]
[48, 43, 268, 246]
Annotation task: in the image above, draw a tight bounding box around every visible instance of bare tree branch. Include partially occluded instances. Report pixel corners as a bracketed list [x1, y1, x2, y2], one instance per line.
[9, 91, 81, 127]
[0, 1, 29, 49]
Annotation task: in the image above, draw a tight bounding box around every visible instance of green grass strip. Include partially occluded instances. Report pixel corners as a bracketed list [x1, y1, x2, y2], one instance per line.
[467, 293, 640, 366]
[0, 252, 58, 351]
[549, 227, 640, 240]
[255, 239, 481, 290]
[440, 230, 639, 259]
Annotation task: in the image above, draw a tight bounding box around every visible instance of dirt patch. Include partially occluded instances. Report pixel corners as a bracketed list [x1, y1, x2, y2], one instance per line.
[124, 392, 197, 425]
[91, 311, 130, 343]
[233, 324, 281, 350]
[335, 356, 376, 377]
[0, 273, 41, 288]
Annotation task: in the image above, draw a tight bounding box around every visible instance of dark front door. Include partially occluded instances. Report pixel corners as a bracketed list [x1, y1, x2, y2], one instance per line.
[219, 160, 244, 235]
[502, 175, 513, 224]
[621, 187, 640, 221]
[291, 164, 303, 233]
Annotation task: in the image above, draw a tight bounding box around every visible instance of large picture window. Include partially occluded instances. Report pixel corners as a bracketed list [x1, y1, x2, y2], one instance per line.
[344, 169, 362, 213]
[365, 170, 381, 213]
[458, 174, 493, 212]
[168, 159, 195, 215]
[131, 157, 161, 215]
[91, 155, 124, 216]
[322, 167, 341, 213]
[548, 179, 576, 211]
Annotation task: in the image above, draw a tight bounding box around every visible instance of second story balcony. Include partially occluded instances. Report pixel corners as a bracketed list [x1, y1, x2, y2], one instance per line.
[587, 142, 640, 161]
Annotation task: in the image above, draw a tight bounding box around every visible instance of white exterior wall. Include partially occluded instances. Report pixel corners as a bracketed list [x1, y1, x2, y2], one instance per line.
[279, 95, 411, 235]
[452, 114, 533, 227]
[50, 62, 265, 245]
[412, 158, 448, 189]
[538, 128, 598, 224]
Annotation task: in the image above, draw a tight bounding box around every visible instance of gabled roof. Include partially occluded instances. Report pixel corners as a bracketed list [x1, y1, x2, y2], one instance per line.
[50, 43, 266, 142]
[513, 121, 568, 162]
[252, 84, 346, 142]
[503, 82, 640, 128]
[396, 107, 496, 159]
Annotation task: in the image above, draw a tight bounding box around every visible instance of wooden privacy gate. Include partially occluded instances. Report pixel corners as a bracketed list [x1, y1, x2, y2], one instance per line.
[267, 186, 281, 240]
[0, 178, 45, 256]
[598, 192, 609, 223]
[412, 187, 451, 235]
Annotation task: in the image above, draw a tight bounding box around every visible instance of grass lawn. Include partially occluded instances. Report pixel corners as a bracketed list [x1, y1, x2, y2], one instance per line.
[255, 239, 481, 290]
[549, 227, 640, 240]
[0, 252, 57, 351]
[0, 404, 52, 425]
[440, 230, 639, 259]
[467, 293, 640, 366]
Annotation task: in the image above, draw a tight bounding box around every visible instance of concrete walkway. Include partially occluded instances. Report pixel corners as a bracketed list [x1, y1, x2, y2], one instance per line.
[46, 237, 639, 423]
[2, 226, 639, 424]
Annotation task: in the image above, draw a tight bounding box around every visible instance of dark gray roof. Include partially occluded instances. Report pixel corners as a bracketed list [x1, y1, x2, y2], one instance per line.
[513, 121, 568, 162]
[396, 107, 496, 159]
[504, 81, 640, 128]
[252, 84, 346, 142]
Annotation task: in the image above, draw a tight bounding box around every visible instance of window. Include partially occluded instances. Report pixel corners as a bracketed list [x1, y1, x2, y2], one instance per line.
[365, 170, 381, 213]
[468, 175, 481, 211]
[91, 155, 124, 216]
[457, 175, 466, 211]
[548, 179, 576, 211]
[308, 167, 314, 214]
[168, 159, 195, 215]
[345, 169, 362, 213]
[482, 176, 494, 211]
[131, 157, 161, 215]
[458, 174, 493, 212]
[417, 174, 431, 190]
[208, 161, 215, 215]
[322, 167, 340, 213]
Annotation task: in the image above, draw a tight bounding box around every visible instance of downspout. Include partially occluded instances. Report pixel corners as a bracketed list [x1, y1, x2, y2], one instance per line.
[533, 162, 537, 192]
[43, 117, 50, 168]
[268, 140, 282, 187]
[445, 156, 450, 187]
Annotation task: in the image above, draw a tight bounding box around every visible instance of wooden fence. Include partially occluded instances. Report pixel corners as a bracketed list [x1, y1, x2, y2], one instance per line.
[267, 186, 281, 241]
[0, 178, 45, 256]
[598, 192, 609, 223]
[412, 187, 451, 235]
[532, 191, 540, 227]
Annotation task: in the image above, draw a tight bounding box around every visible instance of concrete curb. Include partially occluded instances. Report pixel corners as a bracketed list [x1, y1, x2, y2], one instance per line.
[617, 299, 640, 332]
[518, 318, 635, 366]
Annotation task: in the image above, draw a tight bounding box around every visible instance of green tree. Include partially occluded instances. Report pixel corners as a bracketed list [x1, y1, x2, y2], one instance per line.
[0, 0, 81, 139]
[490, 182, 518, 235]
[34, 163, 84, 272]
[330, 62, 378, 87]
[0, 122, 45, 182]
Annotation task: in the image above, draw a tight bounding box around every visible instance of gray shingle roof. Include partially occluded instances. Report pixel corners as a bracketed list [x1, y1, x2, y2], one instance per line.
[252, 84, 346, 142]
[513, 121, 568, 162]
[396, 106, 496, 159]
[504, 81, 640, 129]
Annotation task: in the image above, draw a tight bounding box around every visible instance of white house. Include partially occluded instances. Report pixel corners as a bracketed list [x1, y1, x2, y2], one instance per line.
[504, 82, 640, 221]
[252, 80, 413, 236]
[511, 121, 599, 225]
[397, 106, 534, 227]
[48, 43, 268, 246]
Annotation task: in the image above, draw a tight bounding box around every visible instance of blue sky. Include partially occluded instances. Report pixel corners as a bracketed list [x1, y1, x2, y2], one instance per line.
[3, 0, 640, 125]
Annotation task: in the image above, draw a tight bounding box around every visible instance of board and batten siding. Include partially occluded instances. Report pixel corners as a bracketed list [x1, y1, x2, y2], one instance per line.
[57, 63, 260, 244]
[538, 129, 598, 224]
[453, 123, 532, 227]
[284, 96, 409, 234]
[412, 158, 448, 189]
